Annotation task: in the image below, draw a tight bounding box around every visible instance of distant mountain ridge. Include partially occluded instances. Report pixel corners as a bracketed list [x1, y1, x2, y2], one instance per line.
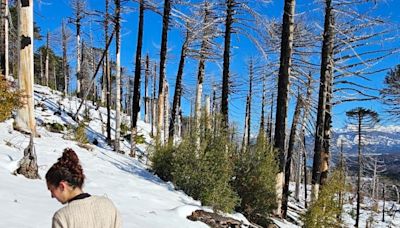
[328, 125, 400, 154]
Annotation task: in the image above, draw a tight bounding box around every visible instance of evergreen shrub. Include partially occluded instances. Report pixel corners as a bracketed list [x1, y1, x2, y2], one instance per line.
[233, 131, 278, 226]
[302, 170, 345, 228]
[0, 77, 22, 122]
[74, 122, 89, 144]
[150, 139, 175, 182]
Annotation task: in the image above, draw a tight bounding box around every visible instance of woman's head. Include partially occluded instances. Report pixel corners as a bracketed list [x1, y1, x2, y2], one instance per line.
[46, 148, 85, 203]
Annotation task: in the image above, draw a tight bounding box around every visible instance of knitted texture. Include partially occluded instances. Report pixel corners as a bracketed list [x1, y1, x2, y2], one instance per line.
[52, 196, 122, 228]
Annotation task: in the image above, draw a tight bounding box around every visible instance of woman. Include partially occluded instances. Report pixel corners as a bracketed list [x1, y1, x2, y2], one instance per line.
[46, 148, 122, 228]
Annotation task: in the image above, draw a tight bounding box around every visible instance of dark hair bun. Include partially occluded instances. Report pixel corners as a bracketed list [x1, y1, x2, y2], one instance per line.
[58, 148, 80, 168]
[45, 148, 85, 188]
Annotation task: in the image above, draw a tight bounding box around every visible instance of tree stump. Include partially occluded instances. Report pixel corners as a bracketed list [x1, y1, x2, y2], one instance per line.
[14, 135, 40, 179]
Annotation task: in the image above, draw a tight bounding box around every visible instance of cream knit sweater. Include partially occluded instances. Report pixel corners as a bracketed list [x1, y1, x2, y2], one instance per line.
[52, 196, 122, 228]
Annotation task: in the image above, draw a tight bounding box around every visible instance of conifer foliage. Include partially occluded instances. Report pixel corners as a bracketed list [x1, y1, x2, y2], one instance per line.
[0, 76, 22, 122]
[302, 170, 346, 227]
[233, 131, 278, 226]
[151, 123, 239, 212]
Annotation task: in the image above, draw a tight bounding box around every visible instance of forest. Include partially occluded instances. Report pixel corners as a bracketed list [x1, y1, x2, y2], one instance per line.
[1, 0, 400, 227]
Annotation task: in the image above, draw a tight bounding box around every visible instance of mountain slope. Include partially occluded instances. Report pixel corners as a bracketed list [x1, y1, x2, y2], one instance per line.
[0, 85, 231, 228]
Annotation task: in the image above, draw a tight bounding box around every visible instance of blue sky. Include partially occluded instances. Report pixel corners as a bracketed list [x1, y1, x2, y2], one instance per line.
[32, 0, 400, 134]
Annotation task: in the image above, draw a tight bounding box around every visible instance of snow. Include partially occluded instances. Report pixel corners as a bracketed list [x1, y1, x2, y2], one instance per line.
[1, 84, 399, 227]
[0, 85, 234, 228]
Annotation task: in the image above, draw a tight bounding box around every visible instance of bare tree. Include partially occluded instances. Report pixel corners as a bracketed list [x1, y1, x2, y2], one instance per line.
[14, 0, 36, 136]
[220, 0, 236, 128]
[157, 0, 171, 141]
[144, 54, 150, 123]
[114, 0, 121, 152]
[381, 65, 400, 118]
[311, 0, 334, 201]
[61, 19, 71, 95]
[130, 0, 145, 156]
[45, 31, 49, 87]
[282, 88, 302, 217]
[0, 0, 9, 78]
[346, 107, 379, 227]
[274, 0, 296, 217]
[105, 0, 112, 143]
[169, 26, 191, 143]
[192, 1, 217, 144]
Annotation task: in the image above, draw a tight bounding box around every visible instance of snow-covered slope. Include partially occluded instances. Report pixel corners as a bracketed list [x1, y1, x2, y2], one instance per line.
[1, 85, 398, 227]
[332, 125, 400, 154]
[0, 85, 235, 228]
[304, 126, 400, 155]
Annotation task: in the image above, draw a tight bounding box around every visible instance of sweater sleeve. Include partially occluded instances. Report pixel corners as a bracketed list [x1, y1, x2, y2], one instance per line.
[52, 212, 64, 228]
[114, 205, 123, 228]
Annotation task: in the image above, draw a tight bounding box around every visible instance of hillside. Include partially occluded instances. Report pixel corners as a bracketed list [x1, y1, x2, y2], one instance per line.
[1, 85, 399, 227]
[0, 85, 250, 228]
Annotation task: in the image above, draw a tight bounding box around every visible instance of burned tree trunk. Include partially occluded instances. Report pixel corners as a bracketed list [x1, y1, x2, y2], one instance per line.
[221, 0, 235, 128]
[45, 31, 49, 87]
[62, 19, 68, 95]
[114, 0, 121, 152]
[144, 54, 150, 123]
[130, 0, 145, 157]
[169, 27, 189, 143]
[242, 94, 250, 151]
[312, 0, 334, 201]
[274, 0, 296, 217]
[242, 59, 254, 152]
[151, 62, 157, 137]
[105, 0, 111, 143]
[282, 89, 302, 217]
[157, 0, 171, 140]
[15, 135, 40, 179]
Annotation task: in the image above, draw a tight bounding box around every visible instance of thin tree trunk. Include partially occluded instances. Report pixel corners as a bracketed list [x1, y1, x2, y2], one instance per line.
[114, 0, 121, 152]
[299, 73, 312, 206]
[282, 89, 302, 218]
[62, 19, 68, 95]
[247, 61, 253, 145]
[169, 27, 189, 143]
[274, 0, 296, 217]
[205, 95, 211, 131]
[243, 58, 253, 150]
[355, 114, 361, 227]
[372, 158, 377, 200]
[194, 49, 206, 147]
[105, 0, 111, 143]
[382, 185, 385, 222]
[242, 94, 250, 151]
[311, 0, 334, 201]
[260, 73, 266, 132]
[163, 81, 169, 144]
[151, 62, 157, 137]
[157, 0, 171, 141]
[144, 53, 149, 123]
[40, 51, 43, 84]
[75, 2, 82, 97]
[15, 0, 36, 136]
[303, 131, 308, 208]
[45, 31, 49, 87]
[130, 0, 145, 157]
[268, 93, 274, 143]
[1, 0, 9, 78]
[221, 0, 235, 128]
[53, 58, 57, 90]
[294, 148, 301, 202]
